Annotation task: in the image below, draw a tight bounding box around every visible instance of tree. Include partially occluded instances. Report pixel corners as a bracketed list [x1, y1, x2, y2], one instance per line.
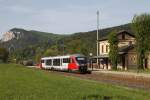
[81, 43, 88, 56]
[0, 47, 9, 62]
[43, 48, 58, 57]
[35, 53, 42, 63]
[132, 13, 150, 70]
[108, 31, 118, 70]
[34, 47, 43, 63]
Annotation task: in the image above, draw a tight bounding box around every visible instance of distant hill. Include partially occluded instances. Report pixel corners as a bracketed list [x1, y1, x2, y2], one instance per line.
[1, 28, 65, 50]
[0, 23, 133, 57]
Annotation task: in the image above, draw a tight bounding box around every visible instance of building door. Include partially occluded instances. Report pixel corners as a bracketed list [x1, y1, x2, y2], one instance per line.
[145, 58, 148, 69]
[122, 55, 125, 69]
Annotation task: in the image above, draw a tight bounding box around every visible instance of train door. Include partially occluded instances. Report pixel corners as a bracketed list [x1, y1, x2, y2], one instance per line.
[53, 58, 61, 70]
[145, 58, 148, 69]
[62, 58, 70, 70]
[41, 59, 45, 68]
[41, 59, 46, 69]
[45, 59, 52, 69]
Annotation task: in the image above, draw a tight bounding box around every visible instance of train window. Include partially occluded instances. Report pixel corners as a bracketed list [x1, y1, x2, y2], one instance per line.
[76, 57, 87, 64]
[53, 59, 60, 66]
[63, 58, 70, 63]
[41, 60, 44, 63]
[46, 59, 52, 65]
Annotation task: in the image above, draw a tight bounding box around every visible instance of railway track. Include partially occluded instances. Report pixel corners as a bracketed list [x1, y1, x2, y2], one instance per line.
[46, 70, 150, 90]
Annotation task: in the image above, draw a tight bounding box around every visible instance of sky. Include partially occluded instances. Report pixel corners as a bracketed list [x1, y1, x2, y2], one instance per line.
[0, 0, 150, 35]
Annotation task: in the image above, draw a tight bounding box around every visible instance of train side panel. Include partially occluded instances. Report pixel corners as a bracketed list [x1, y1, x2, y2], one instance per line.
[40, 55, 88, 73]
[41, 58, 53, 69]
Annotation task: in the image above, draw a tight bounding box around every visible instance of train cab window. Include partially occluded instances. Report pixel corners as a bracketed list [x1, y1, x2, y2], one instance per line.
[41, 60, 44, 63]
[76, 57, 87, 64]
[63, 58, 70, 63]
[71, 58, 75, 63]
[46, 59, 52, 65]
[53, 59, 60, 66]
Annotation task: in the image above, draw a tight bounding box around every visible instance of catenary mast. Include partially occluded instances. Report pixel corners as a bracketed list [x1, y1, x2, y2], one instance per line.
[97, 11, 100, 66]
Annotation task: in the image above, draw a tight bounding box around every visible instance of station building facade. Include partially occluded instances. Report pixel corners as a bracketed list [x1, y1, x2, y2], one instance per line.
[93, 30, 150, 70]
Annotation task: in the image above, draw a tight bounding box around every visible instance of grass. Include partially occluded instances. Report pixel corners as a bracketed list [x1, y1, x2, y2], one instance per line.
[0, 64, 150, 100]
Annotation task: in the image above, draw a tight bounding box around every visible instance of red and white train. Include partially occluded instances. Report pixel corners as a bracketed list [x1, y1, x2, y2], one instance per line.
[40, 54, 88, 73]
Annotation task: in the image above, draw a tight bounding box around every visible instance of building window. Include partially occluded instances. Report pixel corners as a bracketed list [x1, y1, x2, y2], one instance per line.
[133, 56, 136, 63]
[129, 41, 132, 45]
[106, 45, 109, 53]
[122, 33, 125, 40]
[130, 56, 136, 64]
[101, 45, 104, 53]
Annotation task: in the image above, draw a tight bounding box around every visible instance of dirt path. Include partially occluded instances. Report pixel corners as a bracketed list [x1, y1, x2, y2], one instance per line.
[49, 70, 150, 90]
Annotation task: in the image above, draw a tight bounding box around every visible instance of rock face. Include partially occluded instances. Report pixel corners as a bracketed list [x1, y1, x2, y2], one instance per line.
[1, 31, 15, 42]
[1, 30, 23, 42]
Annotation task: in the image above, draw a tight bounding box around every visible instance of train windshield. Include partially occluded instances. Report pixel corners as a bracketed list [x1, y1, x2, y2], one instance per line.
[76, 57, 87, 64]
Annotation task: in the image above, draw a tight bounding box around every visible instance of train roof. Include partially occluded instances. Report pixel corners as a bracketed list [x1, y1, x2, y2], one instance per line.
[41, 54, 85, 60]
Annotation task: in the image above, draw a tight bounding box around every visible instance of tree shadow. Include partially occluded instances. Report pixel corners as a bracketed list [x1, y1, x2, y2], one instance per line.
[82, 94, 112, 100]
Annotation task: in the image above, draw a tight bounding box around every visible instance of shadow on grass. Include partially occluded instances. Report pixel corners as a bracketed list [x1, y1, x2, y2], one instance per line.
[82, 94, 112, 100]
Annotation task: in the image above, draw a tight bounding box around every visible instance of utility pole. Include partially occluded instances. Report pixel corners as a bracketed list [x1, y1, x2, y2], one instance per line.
[97, 10, 99, 67]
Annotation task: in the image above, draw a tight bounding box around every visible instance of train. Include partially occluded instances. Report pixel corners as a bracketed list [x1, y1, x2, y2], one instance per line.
[40, 54, 88, 73]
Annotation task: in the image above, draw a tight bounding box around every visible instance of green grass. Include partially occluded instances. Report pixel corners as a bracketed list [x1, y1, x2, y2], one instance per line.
[0, 64, 150, 100]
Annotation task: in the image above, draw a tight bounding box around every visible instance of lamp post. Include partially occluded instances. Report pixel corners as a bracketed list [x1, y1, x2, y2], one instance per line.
[89, 53, 93, 70]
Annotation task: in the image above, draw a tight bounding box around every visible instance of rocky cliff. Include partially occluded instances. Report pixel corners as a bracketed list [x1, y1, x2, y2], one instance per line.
[1, 30, 24, 42]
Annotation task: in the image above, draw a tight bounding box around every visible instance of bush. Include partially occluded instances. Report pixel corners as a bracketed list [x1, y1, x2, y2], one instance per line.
[22, 60, 34, 66]
[0, 47, 9, 63]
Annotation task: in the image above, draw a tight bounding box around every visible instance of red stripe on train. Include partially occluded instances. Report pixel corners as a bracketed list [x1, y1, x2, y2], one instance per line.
[68, 56, 79, 70]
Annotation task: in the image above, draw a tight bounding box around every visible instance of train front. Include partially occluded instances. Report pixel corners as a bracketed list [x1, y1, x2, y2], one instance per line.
[75, 56, 88, 73]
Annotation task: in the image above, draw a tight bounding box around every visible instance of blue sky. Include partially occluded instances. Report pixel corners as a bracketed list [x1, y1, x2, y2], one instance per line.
[0, 0, 150, 35]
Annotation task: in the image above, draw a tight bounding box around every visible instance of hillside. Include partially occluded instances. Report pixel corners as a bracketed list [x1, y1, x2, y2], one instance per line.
[62, 23, 133, 55]
[1, 28, 65, 50]
[0, 23, 133, 61]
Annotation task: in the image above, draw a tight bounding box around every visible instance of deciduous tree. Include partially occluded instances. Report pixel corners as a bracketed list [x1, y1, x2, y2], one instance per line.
[108, 31, 118, 70]
[132, 13, 150, 70]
